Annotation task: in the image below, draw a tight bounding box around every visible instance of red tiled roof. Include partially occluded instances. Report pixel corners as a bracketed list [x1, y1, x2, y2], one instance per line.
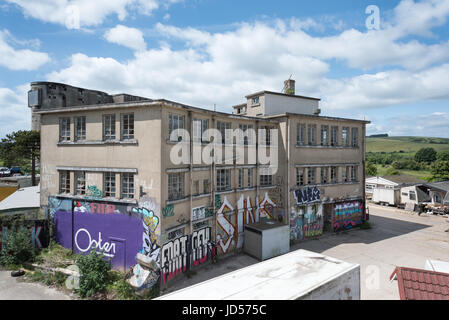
[390, 267, 449, 300]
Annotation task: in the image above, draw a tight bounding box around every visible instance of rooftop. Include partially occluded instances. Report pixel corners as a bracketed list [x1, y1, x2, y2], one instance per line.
[0, 185, 40, 212]
[390, 266, 449, 300]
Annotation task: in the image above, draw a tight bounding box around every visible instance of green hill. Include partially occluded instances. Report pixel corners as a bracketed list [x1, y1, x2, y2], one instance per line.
[366, 136, 449, 153]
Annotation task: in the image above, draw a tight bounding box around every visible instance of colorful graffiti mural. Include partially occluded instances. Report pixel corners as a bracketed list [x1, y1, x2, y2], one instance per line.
[290, 207, 304, 241]
[160, 227, 216, 285]
[216, 192, 277, 254]
[293, 186, 321, 205]
[85, 185, 102, 199]
[303, 204, 323, 238]
[334, 201, 364, 232]
[290, 204, 323, 241]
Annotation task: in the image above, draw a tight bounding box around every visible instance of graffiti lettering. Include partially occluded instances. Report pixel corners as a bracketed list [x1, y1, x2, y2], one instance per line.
[334, 201, 364, 231]
[293, 186, 321, 205]
[74, 228, 116, 258]
[162, 204, 174, 218]
[85, 185, 102, 199]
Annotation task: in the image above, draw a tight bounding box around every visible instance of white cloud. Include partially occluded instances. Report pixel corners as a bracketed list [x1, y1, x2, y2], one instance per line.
[46, 0, 449, 114]
[0, 29, 49, 71]
[0, 85, 31, 138]
[5, 0, 180, 29]
[104, 24, 146, 51]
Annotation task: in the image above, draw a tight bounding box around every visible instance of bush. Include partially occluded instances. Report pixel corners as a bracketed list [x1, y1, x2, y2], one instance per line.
[415, 147, 437, 164]
[360, 221, 372, 230]
[76, 250, 112, 298]
[108, 278, 138, 300]
[366, 162, 377, 176]
[0, 226, 37, 267]
[385, 167, 399, 176]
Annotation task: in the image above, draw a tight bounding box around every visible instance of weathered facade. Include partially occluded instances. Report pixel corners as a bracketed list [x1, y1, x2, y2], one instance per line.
[33, 80, 369, 290]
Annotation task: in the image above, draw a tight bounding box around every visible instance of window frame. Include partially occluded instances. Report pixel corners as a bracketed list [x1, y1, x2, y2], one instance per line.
[74, 116, 86, 141]
[59, 117, 71, 142]
[103, 114, 116, 141]
[103, 172, 116, 198]
[121, 173, 135, 199]
[121, 113, 135, 141]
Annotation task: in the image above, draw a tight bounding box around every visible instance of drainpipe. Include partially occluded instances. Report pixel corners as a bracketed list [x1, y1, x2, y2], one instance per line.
[189, 111, 193, 234]
[287, 117, 291, 226]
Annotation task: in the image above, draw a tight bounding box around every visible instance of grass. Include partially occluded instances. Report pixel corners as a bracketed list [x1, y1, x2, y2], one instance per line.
[34, 241, 76, 269]
[367, 136, 449, 153]
[373, 164, 432, 181]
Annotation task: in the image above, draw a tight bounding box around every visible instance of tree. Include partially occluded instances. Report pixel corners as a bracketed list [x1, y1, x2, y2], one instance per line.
[366, 162, 377, 176]
[437, 150, 449, 162]
[0, 130, 40, 186]
[414, 147, 437, 164]
[431, 160, 449, 181]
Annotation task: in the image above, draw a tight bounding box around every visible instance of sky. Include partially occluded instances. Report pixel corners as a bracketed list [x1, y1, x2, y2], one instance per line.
[1, 0, 449, 138]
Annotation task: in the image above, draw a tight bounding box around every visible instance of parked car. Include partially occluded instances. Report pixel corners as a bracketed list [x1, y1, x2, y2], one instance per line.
[0, 167, 11, 177]
[9, 166, 23, 176]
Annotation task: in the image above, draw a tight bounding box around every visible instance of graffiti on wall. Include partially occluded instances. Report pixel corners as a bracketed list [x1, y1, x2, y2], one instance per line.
[73, 200, 122, 214]
[162, 204, 174, 218]
[303, 204, 323, 238]
[290, 207, 304, 241]
[0, 222, 49, 250]
[334, 201, 364, 232]
[51, 195, 162, 290]
[85, 185, 102, 199]
[192, 206, 214, 222]
[216, 192, 277, 254]
[160, 227, 216, 285]
[293, 186, 321, 205]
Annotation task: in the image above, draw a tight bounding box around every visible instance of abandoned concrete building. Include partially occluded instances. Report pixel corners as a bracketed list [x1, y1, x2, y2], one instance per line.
[31, 80, 369, 290]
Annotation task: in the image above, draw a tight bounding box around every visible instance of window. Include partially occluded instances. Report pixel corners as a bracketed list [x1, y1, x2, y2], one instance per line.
[74, 116, 86, 141]
[216, 169, 231, 192]
[238, 169, 244, 188]
[321, 167, 329, 184]
[351, 128, 359, 147]
[342, 167, 350, 183]
[168, 114, 185, 142]
[121, 173, 134, 199]
[168, 173, 184, 201]
[296, 168, 305, 186]
[59, 171, 70, 194]
[75, 172, 86, 195]
[193, 180, 200, 196]
[307, 168, 316, 184]
[342, 127, 349, 147]
[297, 124, 306, 146]
[203, 179, 210, 194]
[239, 124, 253, 145]
[409, 191, 416, 201]
[260, 126, 272, 146]
[59, 117, 71, 141]
[121, 113, 134, 140]
[308, 124, 317, 146]
[260, 174, 273, 187]
[331, 126, 338, 146]
[351, 166, 358, 182]
[217, 121, 231, 145]
[104, 172, 116, 197]
[331, 167, 338, 183]
[247, 169, 253, 187]
[103, 114, 116, 141]
[193, 119, 209, 143]
[251, 96, 260, 105]
[321, 125, 329, 146]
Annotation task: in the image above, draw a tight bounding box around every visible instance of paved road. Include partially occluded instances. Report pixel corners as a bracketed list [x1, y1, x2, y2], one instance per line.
[0, 271, 72, 300]
[164, 205, 449, 300]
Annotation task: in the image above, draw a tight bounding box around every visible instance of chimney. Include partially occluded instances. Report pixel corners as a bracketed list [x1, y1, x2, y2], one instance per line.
[284, 79, 295, 95]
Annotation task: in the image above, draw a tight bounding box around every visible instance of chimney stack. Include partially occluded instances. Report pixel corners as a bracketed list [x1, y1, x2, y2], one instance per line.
[284, 79, 295, 95]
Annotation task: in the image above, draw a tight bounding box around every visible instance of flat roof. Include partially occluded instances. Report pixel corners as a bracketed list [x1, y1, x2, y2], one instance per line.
[156, 249, 359, 300]
[264, 112, 371, 124]
[0, 185, 40, 211]
[245, 90, 321, 101]
[34, 98, 279, 123]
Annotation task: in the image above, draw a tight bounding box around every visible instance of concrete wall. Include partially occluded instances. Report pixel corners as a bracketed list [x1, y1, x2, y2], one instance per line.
[39, 105, 162, 206]
[264, 93, 319, 116]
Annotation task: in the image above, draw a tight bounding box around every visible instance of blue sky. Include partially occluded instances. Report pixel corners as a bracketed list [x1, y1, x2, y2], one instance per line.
[1, 0, 449, 138]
